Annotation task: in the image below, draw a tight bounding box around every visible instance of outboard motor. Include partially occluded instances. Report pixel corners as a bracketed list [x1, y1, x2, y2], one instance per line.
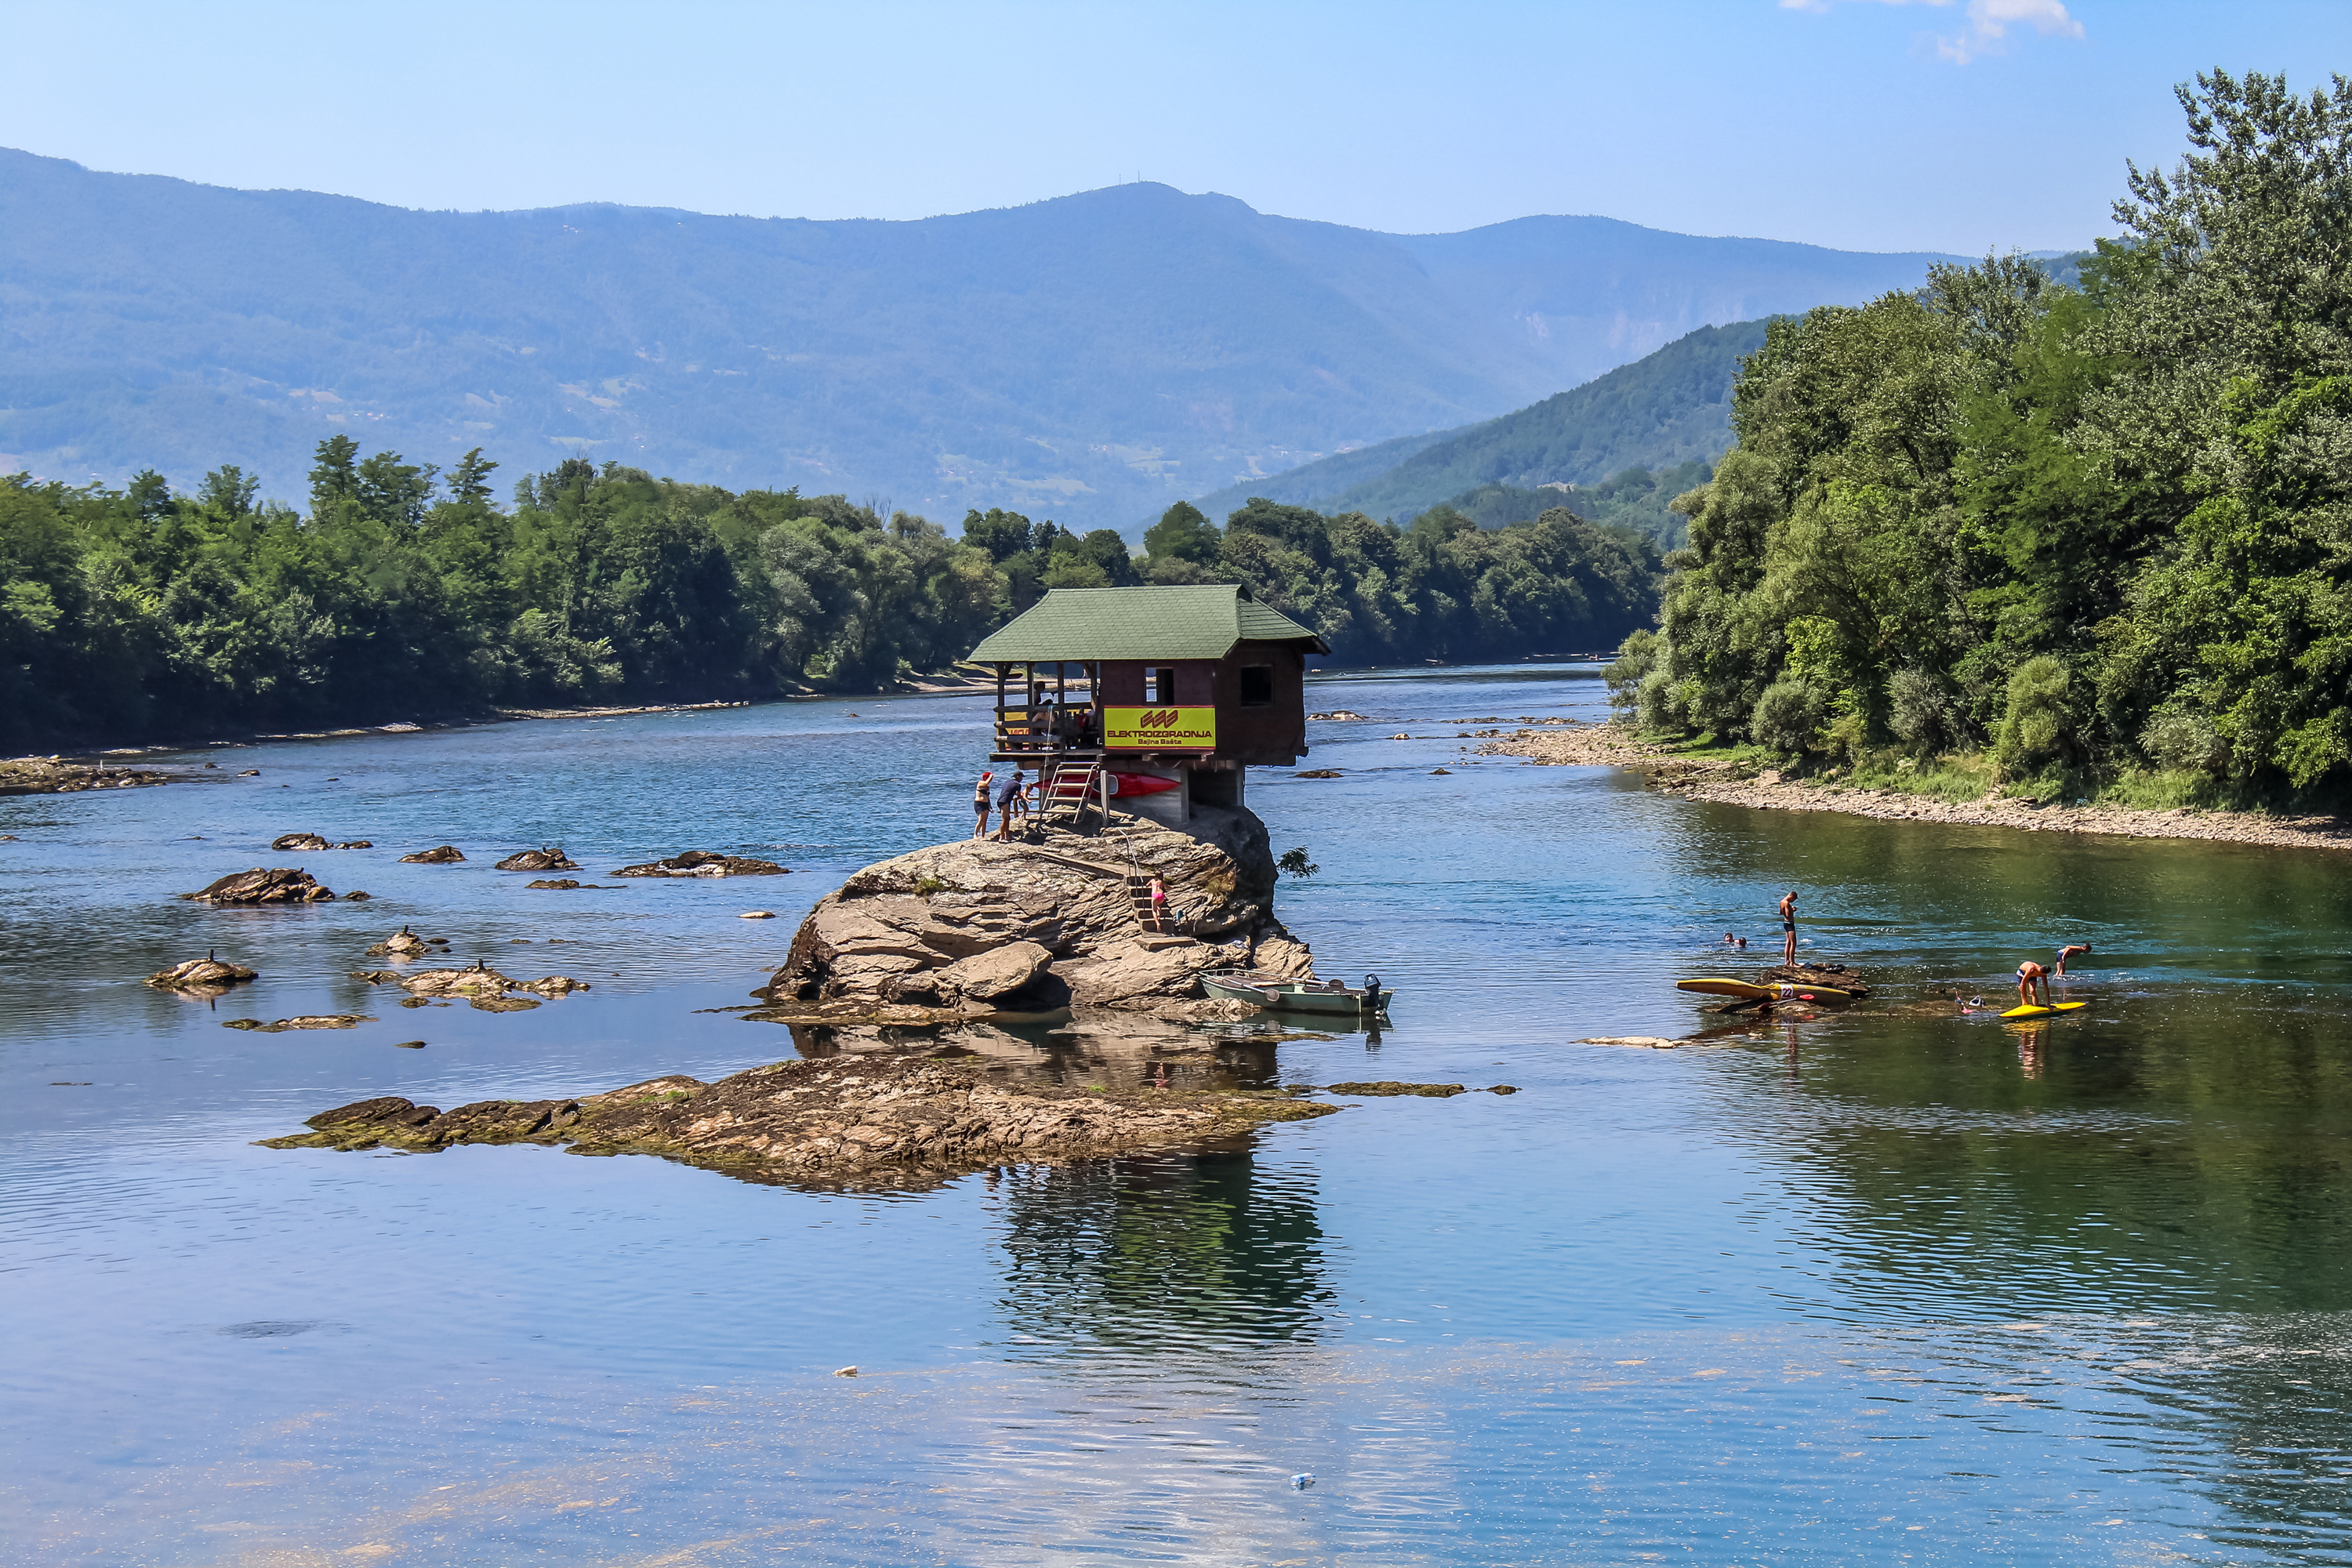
[1361, 973, 1384, 1013]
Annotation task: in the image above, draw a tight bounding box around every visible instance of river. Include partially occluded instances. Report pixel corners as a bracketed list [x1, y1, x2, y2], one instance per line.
[4, 664, 2349, 1564]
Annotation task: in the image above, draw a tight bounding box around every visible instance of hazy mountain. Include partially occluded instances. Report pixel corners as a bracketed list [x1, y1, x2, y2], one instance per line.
[0, 148, 1958, 530]
[1192, 320, 1763, 525]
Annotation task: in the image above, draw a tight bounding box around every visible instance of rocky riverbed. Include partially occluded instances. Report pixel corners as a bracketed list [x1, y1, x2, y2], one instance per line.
[2, 756, 181, 795]
[261, 1051, 1338, 1191]
[1479, 722, 2352, 852]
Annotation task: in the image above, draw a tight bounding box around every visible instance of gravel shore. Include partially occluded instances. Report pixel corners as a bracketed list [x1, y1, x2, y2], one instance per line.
[1478, 723, 2352, 852]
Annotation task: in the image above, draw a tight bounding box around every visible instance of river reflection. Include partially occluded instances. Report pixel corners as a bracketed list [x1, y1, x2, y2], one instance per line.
[991, 1145, 1332, 1359]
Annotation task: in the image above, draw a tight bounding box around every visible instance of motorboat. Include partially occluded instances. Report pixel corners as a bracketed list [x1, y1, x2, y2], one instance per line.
[1201, 970, 1392, 1016]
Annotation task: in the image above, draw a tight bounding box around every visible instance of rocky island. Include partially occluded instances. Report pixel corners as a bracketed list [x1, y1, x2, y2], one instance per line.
[263, 1051, 1337, 1190]
[752, 802, 1312, 1027]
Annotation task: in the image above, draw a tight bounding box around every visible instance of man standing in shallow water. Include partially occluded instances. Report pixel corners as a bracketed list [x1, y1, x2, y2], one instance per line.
[1779, 890, 1798, 967]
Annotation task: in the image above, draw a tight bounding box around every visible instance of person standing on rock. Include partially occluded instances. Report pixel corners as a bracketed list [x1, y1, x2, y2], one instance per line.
[972, 771, 993, 840]
[1148, 876, 1168, 933]
[990, 767, 1025, 842]
[1778, 890, 1799, 968]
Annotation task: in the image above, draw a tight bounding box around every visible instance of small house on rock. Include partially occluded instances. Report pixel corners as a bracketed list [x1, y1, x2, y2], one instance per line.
[968, 584, 1330, 826]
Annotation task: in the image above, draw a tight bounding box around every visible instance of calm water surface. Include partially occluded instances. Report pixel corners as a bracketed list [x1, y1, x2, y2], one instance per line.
[4, 666, 2349, 1564]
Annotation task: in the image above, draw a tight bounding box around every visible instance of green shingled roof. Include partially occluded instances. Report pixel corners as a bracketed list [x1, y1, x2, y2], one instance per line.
[968, 585, 1330, 662]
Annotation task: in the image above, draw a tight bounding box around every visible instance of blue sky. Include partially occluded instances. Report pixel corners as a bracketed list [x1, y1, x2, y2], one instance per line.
[2, 0, 2342, 252]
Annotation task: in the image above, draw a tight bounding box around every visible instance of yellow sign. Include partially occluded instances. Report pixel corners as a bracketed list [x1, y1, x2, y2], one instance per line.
[1104, 706, 1218, 750]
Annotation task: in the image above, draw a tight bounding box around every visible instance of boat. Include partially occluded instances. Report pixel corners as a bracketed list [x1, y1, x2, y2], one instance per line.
[1105, 771, 1179, 797]
[1202, 970, 1393, 1016]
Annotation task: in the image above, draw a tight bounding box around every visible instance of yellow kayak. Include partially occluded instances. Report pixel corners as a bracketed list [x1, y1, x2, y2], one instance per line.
[2000, 1001, 2088, 1018]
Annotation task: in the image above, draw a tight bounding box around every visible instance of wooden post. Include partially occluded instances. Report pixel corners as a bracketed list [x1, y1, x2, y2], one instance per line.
[994, 663, 1006, 749]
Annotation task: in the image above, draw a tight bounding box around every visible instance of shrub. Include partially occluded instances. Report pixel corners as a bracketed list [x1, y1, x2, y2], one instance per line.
[2139, 710, 2229, 777]
[1636, 666, 1678, 730]
[1750, 680, 1828, 758]
[1603, 630, 1659, 717]
[1888, 667, 1951, 751]
[1992, 656, 2078, 779]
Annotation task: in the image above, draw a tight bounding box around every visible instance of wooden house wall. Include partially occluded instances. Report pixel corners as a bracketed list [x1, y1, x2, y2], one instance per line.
[1095, 642, 1305, 766]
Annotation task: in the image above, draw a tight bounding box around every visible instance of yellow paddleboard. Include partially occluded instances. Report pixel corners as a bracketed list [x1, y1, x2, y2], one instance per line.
[2000, 1001, 2088, 1018]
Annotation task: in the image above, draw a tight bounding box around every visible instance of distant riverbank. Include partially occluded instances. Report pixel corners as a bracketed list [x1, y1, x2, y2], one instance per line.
[5, 677, 1012, 774]
[1479, 721, 2352, 853]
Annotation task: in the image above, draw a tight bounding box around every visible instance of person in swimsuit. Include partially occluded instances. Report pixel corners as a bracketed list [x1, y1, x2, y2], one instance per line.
[990, 767, 1024, 841]
[1778, 891, 1798, 967]
[971, 771, 993, 839]
[2016, 959, 2051, 1007]
[1148, 876, 1168, 933]
[2054, 943, 2092, 976]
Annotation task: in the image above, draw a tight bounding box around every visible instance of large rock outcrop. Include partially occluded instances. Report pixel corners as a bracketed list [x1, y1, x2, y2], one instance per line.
[759, 804, 1312, 1021]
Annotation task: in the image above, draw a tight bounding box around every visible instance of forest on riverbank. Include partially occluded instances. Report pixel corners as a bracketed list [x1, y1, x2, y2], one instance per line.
[0, 441, 1657, 750]
[1608, 71, 2352, 810]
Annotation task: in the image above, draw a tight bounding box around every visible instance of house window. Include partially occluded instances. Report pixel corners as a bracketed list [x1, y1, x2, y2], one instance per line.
[1240, 666, 1273, 707]
[1150, 666, 1176, 704]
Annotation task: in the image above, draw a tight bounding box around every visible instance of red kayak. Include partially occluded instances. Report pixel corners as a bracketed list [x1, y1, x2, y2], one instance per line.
[1106, 772, 1178, 797]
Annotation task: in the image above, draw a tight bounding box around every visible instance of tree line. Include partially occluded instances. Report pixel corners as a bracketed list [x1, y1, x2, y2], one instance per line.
[2, 440, 1658, 750]
[1609, 71, 2352, 807]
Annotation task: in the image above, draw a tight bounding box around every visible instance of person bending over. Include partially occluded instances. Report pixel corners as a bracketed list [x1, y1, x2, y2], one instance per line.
[2054, 943, 2092, 976]
[2016, 960, 2051, 1008]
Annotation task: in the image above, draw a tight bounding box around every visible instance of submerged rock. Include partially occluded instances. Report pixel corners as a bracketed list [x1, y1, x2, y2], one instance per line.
[224, 1014, 373, 1032]
[350, 960, 590, 1010]
[146, 956, 259, 992]
[271, 832, 331, 851]
[183, 866, 336, 904]
[1323, 1080, 1467, 1098]
[365, 927, 430, 957]
[399, 845, 466, 864]
[495, 848, 581, 872]
[760, 804, 1311, 1023]
[612, 849, 788, 877]
[260, 1051, 1336, 1189]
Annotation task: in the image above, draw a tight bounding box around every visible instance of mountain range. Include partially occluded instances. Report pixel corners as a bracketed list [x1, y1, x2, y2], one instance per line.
[0, 147, 1961, 532]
